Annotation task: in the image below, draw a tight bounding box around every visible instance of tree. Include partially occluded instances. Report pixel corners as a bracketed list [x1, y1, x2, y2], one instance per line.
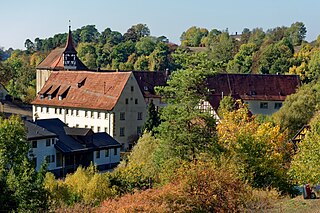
[217, 103, 291, 191]
[148, 43, 170, 71]
[180, 26, 209, 47]
[155, 68, 219, 163]
[143, 100, 160, 133]
[227, 43, 257, 73]
[110, 41, 135, 63]
[134, 55, 149, 71]
[24, 39, 35, 53]
[77, 42, 98, 69]
[273, 82, 320, 137]
[135, 36, 156, 56]
[79, 25, 99, 43]
[287, 22, 306, 46]
[248, 28, 265, 47]
[289, 112, 320, 185]
[0, 116, 48, 212]
[124, 23, 150, 42]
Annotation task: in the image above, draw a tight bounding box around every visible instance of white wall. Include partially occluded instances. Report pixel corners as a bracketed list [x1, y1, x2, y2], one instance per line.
[93, 147, 120, 166]
[113, 73, 147, 150]
[29, 138, 58, 171]
[245, 100, 283, 115]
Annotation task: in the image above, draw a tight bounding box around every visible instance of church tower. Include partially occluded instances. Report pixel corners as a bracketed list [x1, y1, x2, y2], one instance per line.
[36, 25, 87, 93]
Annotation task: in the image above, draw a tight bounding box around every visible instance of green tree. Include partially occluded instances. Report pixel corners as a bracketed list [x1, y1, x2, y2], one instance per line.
[273, 82, 320, 137]
[79, 25, 99, 43]
[289, 112, 320, 185]
[227, 43, 257, 73]
[148, 43, 170, 71]
[124, 23, 150, 42]
[134, 55, 149, 71]
[143, 100, 160, 133]
[0, 116, 48, 212]
[135, 36, 156, 56]
[155, 69, 219, 163]
[287, 22, 307, 46]
[77, 42, 98, 69]
[180, 26, 209, 47]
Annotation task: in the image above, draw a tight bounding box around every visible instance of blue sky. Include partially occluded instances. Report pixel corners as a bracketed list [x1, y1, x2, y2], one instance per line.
[1, 0, 319, 49]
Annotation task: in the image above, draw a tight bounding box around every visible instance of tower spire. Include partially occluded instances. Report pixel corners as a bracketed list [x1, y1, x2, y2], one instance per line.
[64, 20, 76, 53]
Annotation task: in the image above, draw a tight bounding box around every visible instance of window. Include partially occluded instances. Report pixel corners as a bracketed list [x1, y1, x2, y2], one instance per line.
[98, 112, 102, 119]
[91, 126, 94, 130]
[70, 109, 73, 115]
[59, 108, 62, 114]
[85, 125, 88, 128]
[32, 141, 37, 148]
[40, 94, 44, 99]
[135, 99, 138, 104]
[274, 102, 282, 109]
[260, 102, 268, 109]
[76, 124, 79, 128]
[85, 111, 88, 117]
[96, 150, 100, 159]
[48, 95, 52, 100]
[66, 109, 69, 115]
[105, 149, 109, 157]
[58, 95, 63, 100]
[54, 108, 58, 114]
[105, 127, 108, 133]
[91, 111, 94, 118]
[125, 98, 129, 104]
[51, 155, 55, 163]
[51, 138, 55, 145]
[137, 112, 142, 120]
[114, 148, 118, 155]
[97, 126, 100, 132]
[46, 107, 49, 113]
[144, 86, 148, 91]
[120, 112, 125, 120]
[120, 127, 125, 137]
[76, 110, 79, 116]
[46, 139, 51, 146]
[137, 126, 142, 135]
[40, 107, 43, 113]
[131, 86, 134, 92]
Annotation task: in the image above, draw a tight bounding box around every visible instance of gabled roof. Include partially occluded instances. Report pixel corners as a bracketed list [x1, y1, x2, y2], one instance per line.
[64, 127, 93, 137]
[132, 71, 169, 98]
[24, 120, 57, 140]
[207, 73, 300, 110]
[32, 71, 131, 110]
[33, 118, 120, 153]
[36, 48, 65, 70]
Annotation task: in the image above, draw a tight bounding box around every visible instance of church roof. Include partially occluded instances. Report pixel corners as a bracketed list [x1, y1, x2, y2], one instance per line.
[206, 73, 300, 110]
[36, 28, 87, 70]
[32, 71, 131, 111]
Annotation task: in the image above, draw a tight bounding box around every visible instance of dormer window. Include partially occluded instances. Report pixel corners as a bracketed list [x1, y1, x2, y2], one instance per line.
[40, 94, 44, 100]
[144, 86, 148, 91]
[58, 95, 63, 100]
[48, 95, 52, 100]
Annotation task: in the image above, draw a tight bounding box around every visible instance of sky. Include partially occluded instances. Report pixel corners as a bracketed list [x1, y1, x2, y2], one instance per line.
[1, 0, 320, 49]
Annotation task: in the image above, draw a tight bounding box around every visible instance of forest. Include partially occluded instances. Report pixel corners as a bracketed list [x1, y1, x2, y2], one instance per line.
[1, 22, 320, 211]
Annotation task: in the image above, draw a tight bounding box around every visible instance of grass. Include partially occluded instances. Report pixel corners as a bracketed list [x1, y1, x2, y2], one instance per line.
[268, 196, 320, 213]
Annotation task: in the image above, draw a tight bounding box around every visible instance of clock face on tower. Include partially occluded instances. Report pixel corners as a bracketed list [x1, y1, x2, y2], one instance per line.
[64, 53, 76, 69]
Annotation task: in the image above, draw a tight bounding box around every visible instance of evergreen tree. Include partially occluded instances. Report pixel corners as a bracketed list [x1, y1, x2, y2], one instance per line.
[143, 99, 160, 134]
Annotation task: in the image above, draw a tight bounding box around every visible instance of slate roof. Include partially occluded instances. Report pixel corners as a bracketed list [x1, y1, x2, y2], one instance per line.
[24, 120, 57, 140]
[207, 73, 300, 110]
[132, 71, 169, 98]
[33, 118, 120, 153]
[32, 71, 131, 110]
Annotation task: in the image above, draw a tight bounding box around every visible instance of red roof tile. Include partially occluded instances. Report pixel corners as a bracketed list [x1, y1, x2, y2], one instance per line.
[32, 71, 131, 110]
[37, 48, 65, 70]
[207, 73, 301, 110]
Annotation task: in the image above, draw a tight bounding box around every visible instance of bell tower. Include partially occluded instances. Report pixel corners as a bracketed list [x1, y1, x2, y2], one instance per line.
[63, 23, 77, 70]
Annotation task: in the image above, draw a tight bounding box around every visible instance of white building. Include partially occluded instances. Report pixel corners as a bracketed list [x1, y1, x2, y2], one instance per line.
[25, 118, 121, 177]
[202, 73, 300, 116]
[32, 71, 147, 151]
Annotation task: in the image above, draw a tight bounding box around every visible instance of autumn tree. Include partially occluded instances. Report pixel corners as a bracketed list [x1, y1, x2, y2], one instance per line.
[217, 103, 291, 191]
[289, 112, 320, 185]
[180, 26, 209, 47]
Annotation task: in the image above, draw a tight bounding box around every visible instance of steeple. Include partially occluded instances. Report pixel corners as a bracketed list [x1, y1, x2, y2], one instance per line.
[64, 21, 77, 54]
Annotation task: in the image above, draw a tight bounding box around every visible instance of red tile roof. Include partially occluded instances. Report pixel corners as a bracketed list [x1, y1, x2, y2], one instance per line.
[32, 71, 131, 110]
[37, 48, 65, 70]
[207, 73, 301, 110]
[132, 71, 169, 98]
